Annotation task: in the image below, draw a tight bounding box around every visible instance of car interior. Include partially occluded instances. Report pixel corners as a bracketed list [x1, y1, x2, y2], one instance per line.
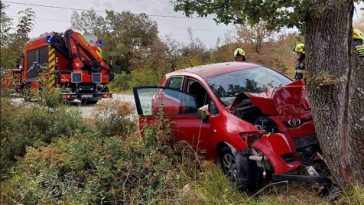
[186, 80, 209, 108]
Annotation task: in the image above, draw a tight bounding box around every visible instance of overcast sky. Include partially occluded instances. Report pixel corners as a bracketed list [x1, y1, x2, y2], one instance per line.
[3, 0, 236, 48]
[3, 0, 364, 48]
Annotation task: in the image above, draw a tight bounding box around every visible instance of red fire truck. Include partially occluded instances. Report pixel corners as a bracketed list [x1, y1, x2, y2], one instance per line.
[19, 29, 113, 103]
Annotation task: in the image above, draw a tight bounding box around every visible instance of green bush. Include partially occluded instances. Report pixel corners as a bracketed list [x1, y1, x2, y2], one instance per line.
[1, 130, 198, 204]
[0, 99, 88, 176]
[42, 88, 62, 108]
[108, 72, 131, 92]
[128, 68, 161, 88]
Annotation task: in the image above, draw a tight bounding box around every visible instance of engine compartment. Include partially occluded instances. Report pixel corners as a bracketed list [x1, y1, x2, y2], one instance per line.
[230, 92, 320, 164]
[230, 93, 278, 133]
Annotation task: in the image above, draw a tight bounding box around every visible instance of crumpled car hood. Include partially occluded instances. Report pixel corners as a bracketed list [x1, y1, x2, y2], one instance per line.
[244, 80, 311, 116]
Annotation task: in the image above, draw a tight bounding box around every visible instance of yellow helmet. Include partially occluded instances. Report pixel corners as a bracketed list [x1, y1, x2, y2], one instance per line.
[353, 29, 364, 40]
[294, 43, 305, 53]
[234, 48, 245, 57]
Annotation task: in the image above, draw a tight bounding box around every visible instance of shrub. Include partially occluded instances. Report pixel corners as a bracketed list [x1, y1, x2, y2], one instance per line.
[42, 88, 62, 108]
[0, 99, 88, 176]
[92, 99, 136, 137]
[108, 72, 131, 92]
[1, 130, 199, 204]
[128, 68, 161, 88]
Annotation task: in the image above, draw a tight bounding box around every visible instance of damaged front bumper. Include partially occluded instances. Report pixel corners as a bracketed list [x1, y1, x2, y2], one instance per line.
[250, 133, 301, 175]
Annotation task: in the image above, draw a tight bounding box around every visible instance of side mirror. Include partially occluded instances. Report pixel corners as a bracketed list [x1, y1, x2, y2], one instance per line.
[197, 107, 209, 122]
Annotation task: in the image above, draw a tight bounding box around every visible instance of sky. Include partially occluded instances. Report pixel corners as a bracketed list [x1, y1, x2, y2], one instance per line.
[3, 0, 364, 49]
[3, 0, 236, 48]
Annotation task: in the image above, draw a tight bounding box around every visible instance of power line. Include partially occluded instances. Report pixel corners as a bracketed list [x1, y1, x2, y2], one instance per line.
[9, 15, 71, 23]
[8, 14, 230, 32]
[3, 0, 215, 20]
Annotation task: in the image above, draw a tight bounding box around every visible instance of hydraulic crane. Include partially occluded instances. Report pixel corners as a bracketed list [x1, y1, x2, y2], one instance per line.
[20, 29, 114, 103]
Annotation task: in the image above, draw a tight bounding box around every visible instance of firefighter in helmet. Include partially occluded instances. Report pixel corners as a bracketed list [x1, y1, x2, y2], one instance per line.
[353, 28, 364, 57]
[293, 43, 305, 80]
[234, 48, 246, 61]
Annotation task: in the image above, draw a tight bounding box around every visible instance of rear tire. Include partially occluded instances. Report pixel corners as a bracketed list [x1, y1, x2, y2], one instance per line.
[219, 146, 262, 193]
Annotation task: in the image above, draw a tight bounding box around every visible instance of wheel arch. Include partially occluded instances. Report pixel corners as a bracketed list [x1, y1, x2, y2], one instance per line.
[216, 141, 237, 158]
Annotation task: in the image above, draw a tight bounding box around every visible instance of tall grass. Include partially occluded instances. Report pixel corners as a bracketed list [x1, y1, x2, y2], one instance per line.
[1, 98, 363, 205]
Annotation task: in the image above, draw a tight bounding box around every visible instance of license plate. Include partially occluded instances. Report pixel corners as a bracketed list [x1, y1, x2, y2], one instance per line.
[81, 94, 93, 98]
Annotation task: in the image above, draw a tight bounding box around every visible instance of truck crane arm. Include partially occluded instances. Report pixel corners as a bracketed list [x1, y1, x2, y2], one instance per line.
[48, 29, 109, 73]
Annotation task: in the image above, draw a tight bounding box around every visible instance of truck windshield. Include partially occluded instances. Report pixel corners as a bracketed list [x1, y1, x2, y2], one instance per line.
[206, 66, 292, 106]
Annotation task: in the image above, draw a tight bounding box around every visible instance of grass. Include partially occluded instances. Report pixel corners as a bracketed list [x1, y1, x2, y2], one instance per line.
[1, 97, 364, 205]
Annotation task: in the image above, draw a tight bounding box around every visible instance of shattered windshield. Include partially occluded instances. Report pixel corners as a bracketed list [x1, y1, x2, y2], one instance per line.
[206, 66, 292, 106]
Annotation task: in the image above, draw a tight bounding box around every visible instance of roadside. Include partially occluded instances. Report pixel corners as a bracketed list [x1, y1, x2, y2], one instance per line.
[9, 93, 136, 118]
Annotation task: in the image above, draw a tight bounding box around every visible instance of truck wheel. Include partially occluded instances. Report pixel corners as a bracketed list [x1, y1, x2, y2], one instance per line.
[219, 146, 261, 193]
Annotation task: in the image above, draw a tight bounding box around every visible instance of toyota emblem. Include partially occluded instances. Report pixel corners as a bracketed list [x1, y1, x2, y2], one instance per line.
[288, 119, 301, 127]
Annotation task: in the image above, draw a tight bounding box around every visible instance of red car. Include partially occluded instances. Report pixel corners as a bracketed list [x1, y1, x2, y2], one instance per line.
[133, 62, 320, 192]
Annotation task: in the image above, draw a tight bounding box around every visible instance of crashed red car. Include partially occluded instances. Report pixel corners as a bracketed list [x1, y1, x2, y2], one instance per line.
[133, 62, 320, 192]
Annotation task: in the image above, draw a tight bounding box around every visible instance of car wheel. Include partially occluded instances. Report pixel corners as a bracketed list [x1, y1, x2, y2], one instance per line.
[220, 146, 238, 182]
[219, 146, 261, 193]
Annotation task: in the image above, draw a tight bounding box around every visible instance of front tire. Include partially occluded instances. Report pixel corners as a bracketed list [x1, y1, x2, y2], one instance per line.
[219, 146, 262, 193]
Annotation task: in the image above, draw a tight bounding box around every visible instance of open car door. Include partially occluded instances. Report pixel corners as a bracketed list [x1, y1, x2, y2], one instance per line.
[133, 86, 212, 153]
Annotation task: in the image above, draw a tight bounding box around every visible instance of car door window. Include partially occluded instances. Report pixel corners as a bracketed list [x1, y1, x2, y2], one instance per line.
[166, 76, 183, 90]
[186, 79, 209, 108]
[134, 87, 197, 116]
[209, 100, 219, 115]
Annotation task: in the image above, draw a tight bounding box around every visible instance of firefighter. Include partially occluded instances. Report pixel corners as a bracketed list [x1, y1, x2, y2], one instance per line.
[353, 28, 364, 57]
[234, 48, 246, 61]
[293, 43, 305, 80]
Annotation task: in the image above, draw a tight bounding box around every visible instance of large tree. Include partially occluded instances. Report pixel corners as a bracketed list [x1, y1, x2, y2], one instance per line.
[236, 21, 274, 53]
[71, 10, 160, 73]
[173, 0, 364, 186]
[71, 9, 106, 35]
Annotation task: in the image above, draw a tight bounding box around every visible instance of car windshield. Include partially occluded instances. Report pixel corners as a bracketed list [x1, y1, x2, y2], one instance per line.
[206, 66, 292, 106]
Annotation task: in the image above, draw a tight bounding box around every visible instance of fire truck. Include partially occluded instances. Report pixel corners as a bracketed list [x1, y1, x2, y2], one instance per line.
[19, 29, 113, 103]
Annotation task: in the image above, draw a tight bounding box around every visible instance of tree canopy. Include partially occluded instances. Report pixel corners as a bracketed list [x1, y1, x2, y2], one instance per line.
[0, 2, 35, 68]
[173, 0, 316, 30]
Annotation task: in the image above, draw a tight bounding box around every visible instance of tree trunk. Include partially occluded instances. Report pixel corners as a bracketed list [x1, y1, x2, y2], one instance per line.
[305, 0, 364, 186]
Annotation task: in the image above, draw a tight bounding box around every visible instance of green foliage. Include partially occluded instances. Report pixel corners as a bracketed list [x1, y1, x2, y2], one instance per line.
[108, 73, 132, 92]
[71, 10, 160, 74]
[1, 118, 196, 204]
[0, 99, 87, 176]
[0, 5, 35, 68]
[0, 2, 13, 47]
[173, 0, 312, 31]
[1, 98, 363, 204]
[337, 185, 364, 205]
[71, 9, 105, 35]
[43, 88, 62, 108]
[128, 68, 161, 88]
[16, 8, 36, 39]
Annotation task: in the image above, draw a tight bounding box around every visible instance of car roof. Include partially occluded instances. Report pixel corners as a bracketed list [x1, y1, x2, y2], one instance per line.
[167, 61, 259, 79]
